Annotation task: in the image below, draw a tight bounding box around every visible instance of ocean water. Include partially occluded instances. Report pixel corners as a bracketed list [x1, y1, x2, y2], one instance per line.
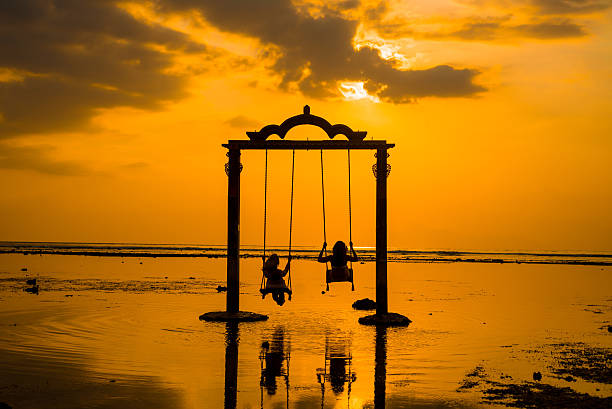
[0, 244, 610, 408]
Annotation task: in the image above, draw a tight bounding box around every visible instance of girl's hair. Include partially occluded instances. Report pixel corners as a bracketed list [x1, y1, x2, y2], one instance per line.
[264, 254, 280, 270]
[331, 241, 347, 266]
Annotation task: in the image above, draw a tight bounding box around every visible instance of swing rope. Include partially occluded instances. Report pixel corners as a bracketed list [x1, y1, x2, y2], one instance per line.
[320, 150, 329, 271]
[261, 149, 268, 290]
[347, 149, 353, 271]
[287, 149, 295, 291]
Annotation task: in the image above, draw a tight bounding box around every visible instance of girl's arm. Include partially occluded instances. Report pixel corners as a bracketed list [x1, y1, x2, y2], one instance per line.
[317, 242, 330, 263]
[282, 256, 291, 275]
[348, 242, 358, 262]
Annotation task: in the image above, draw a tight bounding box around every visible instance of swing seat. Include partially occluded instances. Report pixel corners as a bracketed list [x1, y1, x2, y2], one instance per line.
[259, 287, 293, 296]
[326, 266, 354, 284]
[260, 278, 292, 300]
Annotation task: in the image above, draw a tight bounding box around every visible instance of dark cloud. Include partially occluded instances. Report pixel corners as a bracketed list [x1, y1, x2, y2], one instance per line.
[0, 142, 92, 175]
[511, 19, 587, 38]
[155, 0, 484, 101]
[224, 115, 261, 129]
[0, 0, 209, 137]
[375, 16, 587, 41]
[442, 18, 587, 40]
[531, 0, 612, 14]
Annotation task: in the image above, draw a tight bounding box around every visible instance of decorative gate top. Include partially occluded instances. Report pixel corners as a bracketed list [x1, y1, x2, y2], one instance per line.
[246, 105, 367, 142]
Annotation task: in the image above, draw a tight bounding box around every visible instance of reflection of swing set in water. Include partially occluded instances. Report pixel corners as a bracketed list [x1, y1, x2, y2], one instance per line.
[259, 328, 291, 408]
[222, 323, 390, 409]
[316, 335, 357, 409]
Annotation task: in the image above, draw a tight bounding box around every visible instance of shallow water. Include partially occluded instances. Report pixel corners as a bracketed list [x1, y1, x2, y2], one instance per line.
[0, 253, 610, 408]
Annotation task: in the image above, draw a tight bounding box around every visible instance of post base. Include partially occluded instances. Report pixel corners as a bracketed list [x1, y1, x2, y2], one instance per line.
[199, 311, 269, 322]
[358, 312, 411, 327]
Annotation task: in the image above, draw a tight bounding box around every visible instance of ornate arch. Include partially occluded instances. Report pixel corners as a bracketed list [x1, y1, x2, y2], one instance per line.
[246, 105, 367, 142]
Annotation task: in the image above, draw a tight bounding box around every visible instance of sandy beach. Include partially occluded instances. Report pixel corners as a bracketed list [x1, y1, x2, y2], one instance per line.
[0, 252, 610, 408]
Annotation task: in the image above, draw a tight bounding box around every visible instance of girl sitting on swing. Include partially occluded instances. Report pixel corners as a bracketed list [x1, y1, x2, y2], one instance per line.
[317, 241, 358, 280]
[262, 254, 291, 306]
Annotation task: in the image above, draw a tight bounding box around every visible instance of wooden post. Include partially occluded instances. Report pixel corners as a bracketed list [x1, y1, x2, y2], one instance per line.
[227, 149, 241, 313]
[375, 148, 388, 315]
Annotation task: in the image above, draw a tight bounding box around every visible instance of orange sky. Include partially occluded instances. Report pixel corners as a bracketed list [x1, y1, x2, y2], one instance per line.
[0, 0, 610, 251]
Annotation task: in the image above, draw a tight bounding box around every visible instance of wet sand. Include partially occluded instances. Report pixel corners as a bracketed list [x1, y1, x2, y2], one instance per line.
[0, 253, 610, 408]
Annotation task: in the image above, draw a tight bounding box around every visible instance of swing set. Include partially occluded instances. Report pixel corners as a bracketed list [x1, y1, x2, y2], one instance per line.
[259, 146, 356, 301]
[200, 106, 409, 325]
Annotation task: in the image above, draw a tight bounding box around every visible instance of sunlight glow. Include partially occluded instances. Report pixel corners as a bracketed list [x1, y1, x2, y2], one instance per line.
[353, 28, 421, 69]
[338, 81, 380, 102]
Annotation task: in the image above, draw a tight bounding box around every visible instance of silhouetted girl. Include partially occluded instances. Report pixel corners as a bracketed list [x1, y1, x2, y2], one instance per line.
[262, 254, 291, 306]
[318, 241, 358, 276]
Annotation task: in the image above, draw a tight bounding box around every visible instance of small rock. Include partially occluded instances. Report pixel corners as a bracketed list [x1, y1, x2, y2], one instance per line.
[20, 268, 27, 272]
[352, 298, 376, 310]
[139, 262, 143, 264]
[188, 277, 195, 280]
[321, 291, 325, 294]
[164, 276, 168, 279]
[26, 278, 36, 286]
[65, 294, 73, 297]
[533, 371, 542, 381]
[261, 341, 269, 349]
[0, 402, 13, 409]
[564, 375, 575, 382]
[24, 286, 39, 295]
[607, 325, 612, 333]
[216, 285, 227, 292]
[109, 379, 116, 383]
[428, 313, 433, 315]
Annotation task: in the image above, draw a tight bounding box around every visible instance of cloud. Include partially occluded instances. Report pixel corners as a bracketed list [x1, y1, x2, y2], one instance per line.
[224, 115, 261, 129]
[0, 142, 92, 175]
[0, 0, 210, 138]
[431, 18, 588, 41]
[531, 0, 612, 15]
[154, 0, 484, 101]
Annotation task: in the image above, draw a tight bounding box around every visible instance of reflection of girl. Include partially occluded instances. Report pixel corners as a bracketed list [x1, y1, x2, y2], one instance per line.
[263, 254, 291, 306]
[329, 357, 347, 394]
[317, 241, 358, 281]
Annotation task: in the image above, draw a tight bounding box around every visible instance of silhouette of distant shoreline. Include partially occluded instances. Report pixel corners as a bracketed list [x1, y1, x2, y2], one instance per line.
[1, 242, 610, 266]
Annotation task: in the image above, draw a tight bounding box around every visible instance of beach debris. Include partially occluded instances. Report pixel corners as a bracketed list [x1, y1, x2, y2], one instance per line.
[352, 298, 376, 310]
[26, 278, 36, 286]
[188, 277, 195, 280]
[109, 379, 116, 383]
[608, 325, 612, 333]
[65, 294, 73, 297]
[548, 342, 612, 384]
[24, 286, 39, 295]
[533, 371, 542, 381]
[216, 285, 227, 292]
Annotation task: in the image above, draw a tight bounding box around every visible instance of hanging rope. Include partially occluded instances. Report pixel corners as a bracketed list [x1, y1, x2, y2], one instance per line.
[347, 149, 353, 248]
[287, 149, 295, 291]
[320, 149, 329, 268]
[347, 148, 354, 291]
[261, 149, 268, 290]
